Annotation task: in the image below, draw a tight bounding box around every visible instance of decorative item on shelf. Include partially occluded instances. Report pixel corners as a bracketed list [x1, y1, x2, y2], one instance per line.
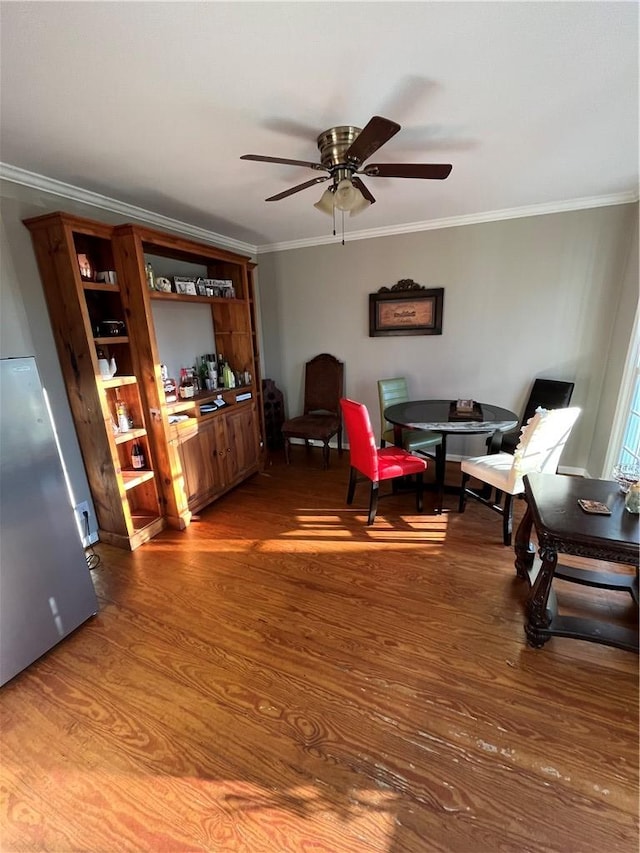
[155, 276, 172, 293]
[145, 262, 156, 291]
[97, 349, 117, 379]
[77, 253, 94, 281]
[612, 463, 640, 494]
[131, 442, 145, 470]
[174, 276, 198, 295]
[96, 270, 117, 284]
[624, 481, 640, 514]
[97, 319, 126, 337]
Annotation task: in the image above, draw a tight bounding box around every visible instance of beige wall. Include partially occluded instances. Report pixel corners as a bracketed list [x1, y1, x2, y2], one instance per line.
[1, 178, 637, 530]
[258, 203, 639, 471]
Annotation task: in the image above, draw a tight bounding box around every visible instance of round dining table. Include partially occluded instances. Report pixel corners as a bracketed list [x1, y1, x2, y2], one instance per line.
[384, 399, 519, 512]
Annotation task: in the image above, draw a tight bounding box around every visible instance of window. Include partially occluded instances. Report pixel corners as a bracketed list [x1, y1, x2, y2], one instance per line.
[607, 310, 640, 473]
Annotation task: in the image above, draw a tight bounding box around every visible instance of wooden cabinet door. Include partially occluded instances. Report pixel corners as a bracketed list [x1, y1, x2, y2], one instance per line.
[176, 421, 221, 509]
[224, 404, 260, 483]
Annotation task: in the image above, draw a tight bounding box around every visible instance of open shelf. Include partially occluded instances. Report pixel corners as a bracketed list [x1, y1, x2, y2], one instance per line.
[122, 470, 155, 490]
[114, 427, 147, 444]
[149, 291, 244, 306]
[94, 336, 130, 346]
[83, 282, 119, 293]
[102, 375, 137, 389]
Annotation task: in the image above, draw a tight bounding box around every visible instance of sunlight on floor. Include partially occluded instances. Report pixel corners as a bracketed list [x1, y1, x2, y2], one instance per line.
[149, 509, 450, 554]
[212, 780, 399, 850]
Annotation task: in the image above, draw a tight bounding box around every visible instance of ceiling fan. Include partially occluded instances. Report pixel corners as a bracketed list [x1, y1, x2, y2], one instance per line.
[241, 115, 452, 217]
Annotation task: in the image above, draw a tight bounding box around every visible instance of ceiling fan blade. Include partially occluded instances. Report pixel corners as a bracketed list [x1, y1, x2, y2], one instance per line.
[351, 177, 376, 205]
[362, 163, 452, 179]
[343, 116, 401, 165]
[265, 175, 331, 202]
[241, 154, 327, 172]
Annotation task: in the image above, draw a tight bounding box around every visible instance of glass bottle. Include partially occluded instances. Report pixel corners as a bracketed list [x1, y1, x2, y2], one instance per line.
[179, 368, 194, 399]
[145, 262, 155, 291]
[223, 361, 235, 389]
[131, 442, 145, 470]
[115, 394, 130, 433]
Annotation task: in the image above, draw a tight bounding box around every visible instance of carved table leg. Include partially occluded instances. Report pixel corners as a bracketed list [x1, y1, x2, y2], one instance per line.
[525, 545, 557, 647]
[514, 503, 535, 579]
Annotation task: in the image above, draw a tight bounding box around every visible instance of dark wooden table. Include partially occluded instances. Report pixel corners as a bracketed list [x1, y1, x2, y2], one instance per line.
[384, 399, 518, 512]
[514, 472, 639, 652]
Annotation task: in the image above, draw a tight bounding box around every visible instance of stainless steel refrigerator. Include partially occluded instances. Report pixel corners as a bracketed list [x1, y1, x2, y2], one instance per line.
[1, 357, 98, 687]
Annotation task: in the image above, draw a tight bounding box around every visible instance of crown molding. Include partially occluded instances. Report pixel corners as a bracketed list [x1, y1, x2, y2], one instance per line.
[2, 162, 636, 258]
[0, 163, 257, 257]
[256, 190, 640, 254]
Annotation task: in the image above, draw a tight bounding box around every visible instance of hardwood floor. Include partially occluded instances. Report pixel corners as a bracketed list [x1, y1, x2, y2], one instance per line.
[1, 448, 638, 852]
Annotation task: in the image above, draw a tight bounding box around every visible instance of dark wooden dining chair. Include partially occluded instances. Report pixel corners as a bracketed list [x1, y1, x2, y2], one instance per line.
[488, 378, 575, 454]
[282, 353, 344, 469]
[340, 397, 428, 525]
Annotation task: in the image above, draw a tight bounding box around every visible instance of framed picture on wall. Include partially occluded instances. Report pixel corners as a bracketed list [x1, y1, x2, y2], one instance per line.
[369, 284, 444, 337]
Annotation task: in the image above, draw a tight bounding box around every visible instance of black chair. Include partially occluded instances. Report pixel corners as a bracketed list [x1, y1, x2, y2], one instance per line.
[487, 378, 575, 455]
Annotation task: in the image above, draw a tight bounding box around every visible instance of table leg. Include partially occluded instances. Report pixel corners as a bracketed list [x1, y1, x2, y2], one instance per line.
[514, 503, 535, 579]
[525, 545, 557, 647]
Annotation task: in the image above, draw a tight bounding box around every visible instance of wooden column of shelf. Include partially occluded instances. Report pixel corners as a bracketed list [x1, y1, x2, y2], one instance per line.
[24, 212, 165, 551]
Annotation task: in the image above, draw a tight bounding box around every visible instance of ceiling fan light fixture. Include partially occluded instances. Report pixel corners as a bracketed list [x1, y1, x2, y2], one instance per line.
[333, 178, 363, 212]
[348, 193, 371, 217]
[313, 187, 335, 215]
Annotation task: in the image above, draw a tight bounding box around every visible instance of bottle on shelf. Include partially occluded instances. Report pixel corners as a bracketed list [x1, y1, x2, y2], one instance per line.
[217, 353, 225, 387]
[160, 364, 177, 403]
[131, 442, 145, 470]
[115, 392, 130, 433]
[145, 262, 156, 291]
[223, 361, 236, 389]
[179, 368, 195, 399]
[206, 356, 217, 391]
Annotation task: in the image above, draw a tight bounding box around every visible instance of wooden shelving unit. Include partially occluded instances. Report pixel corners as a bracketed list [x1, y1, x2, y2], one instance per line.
[24, 212, 164, 550]
[25, 211, 265, 548]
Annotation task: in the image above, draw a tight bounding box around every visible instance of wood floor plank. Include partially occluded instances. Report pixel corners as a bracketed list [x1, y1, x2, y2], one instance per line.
[1, 452, 637, 852]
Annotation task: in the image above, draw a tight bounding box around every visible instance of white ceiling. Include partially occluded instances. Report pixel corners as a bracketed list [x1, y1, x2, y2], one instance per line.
[1, 2, 638, 251]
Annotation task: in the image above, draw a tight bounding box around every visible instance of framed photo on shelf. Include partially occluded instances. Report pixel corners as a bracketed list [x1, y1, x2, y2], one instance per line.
[174, 277, 197, 295]
[369, 285, 444, 337]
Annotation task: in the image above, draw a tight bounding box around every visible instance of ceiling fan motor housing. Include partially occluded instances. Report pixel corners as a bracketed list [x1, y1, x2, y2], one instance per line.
[316, 126, 362, 170]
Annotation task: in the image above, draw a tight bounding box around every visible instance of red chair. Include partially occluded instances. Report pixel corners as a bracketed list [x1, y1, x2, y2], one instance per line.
[340, 398, 429, 525]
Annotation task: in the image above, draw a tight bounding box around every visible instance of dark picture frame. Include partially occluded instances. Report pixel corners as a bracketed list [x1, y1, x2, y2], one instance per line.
[369, 284, 444, 337]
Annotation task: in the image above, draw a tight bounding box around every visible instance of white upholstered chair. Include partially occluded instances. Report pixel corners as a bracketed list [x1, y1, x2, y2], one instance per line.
[458, 407, 581, 545]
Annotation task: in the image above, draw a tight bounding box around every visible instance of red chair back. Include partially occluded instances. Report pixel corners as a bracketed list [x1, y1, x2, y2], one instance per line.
[340, 398, 380, 480]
